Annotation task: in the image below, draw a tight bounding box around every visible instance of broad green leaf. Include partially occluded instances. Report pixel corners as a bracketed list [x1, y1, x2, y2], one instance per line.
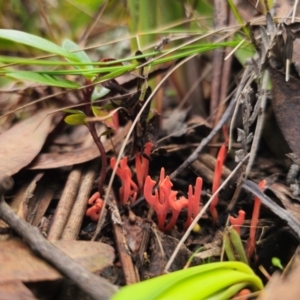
[0, 29, 80, 62]
[7, 72, 80, 89]
[111, 262, 263, 300]
[64, 113, 87, 125]
[91, 85, 110, 101]
[62, 39, 93, 78]
[234, 43, 255, 66]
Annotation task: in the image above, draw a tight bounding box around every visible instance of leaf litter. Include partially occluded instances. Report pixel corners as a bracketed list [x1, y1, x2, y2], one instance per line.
[0, 109, 57, 177]
[3, 3, 300, 300]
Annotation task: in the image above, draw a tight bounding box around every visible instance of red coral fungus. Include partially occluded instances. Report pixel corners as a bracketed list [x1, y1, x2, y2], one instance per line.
[184, 177, 202, 229]
[86, 192, 104, 222]
[144, 168, 171, 231]
[210, 143, 227, 226]
[135, 142, 152, 192]
[229, 210, 245, 235]
[110, 157, 138, 204]
[246, 179, 266, 258]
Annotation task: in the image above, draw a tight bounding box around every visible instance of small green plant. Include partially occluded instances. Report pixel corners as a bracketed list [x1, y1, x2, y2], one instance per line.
[224, 226, 248, 265]
[272, 257, 284, 270]
[184, 246, 204, 268]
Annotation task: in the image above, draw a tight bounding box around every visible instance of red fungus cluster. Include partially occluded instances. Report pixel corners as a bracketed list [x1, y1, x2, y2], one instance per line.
[86, 192, 104, 222]
[86, 143, 153, 220]
[110, 156, 139, 205]
[143, 168, 173, 231]
[229, 210, 245, 235]
[86, 141, 229, 233]
[143, 168, 202, 232]
[135, 142, 152, 192]
[229, 179, 266, 259]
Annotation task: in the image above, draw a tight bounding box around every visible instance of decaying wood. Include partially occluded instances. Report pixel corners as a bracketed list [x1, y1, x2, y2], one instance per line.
[0, 176, 118, 300]
[109, 196, 139, 284]
[48, 166, 83, 241]
[62, 160, 99, 240]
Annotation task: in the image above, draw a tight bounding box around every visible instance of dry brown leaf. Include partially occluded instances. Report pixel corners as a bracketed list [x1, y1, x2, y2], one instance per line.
[269, 182, 300, 223]
[269, 66, 300, 157]
[0, 239, 115, 283]
[29, 122, 130, 169]
[274, 0, 297, 21]
[0, 280, 37, 300]
[273, 1, 300, 78]
[269, 182, 300, 203]
[0, 110, 56, 177]
[233, 0, 263, 21]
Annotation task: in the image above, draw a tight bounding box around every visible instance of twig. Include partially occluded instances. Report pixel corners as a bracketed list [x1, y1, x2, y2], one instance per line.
[82, 85, 107, 194]
[229, 66, 254, 151]
[292, 0, 299, 23]
[169, 94, 236, 181]
[210, 0, 230, 125]
[164, 154, 249, 272]
[62, 161, 99, 240]
[36, 0, 57, 43]
[111, 207, 139, 284]
[244, 70, 269, 178]
[48, 166, 82, 241]
[106, 188, 139, 284]
[0, 177, 117, 300]
[79, 0, 109, 46]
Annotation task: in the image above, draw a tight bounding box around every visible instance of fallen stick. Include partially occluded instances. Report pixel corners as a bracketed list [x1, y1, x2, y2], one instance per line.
[0, 176, 118, 300]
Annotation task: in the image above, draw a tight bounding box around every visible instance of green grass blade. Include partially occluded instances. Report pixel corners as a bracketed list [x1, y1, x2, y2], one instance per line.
[227, 0, 251, 39]
[0, 29, 80, 62]
[7, 71, 80, 88]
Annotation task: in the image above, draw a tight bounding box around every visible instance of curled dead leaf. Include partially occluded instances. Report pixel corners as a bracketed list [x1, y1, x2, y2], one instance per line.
[29, 122, 130, 169]
[0, 110, 57, 177]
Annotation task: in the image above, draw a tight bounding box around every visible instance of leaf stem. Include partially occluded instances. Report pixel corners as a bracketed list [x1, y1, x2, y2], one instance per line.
[82, 83, 107, 194]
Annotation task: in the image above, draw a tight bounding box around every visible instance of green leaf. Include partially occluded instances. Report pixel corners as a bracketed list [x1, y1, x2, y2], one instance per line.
[7, 72, 80, 89]
[111, 262, 263, 300]
[62, 39, 93, 77]
[227, 0, 251, 39]
[0, 29, 80, 62]
[91, 85, 110, 101]
[64, 113, 87, 125]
